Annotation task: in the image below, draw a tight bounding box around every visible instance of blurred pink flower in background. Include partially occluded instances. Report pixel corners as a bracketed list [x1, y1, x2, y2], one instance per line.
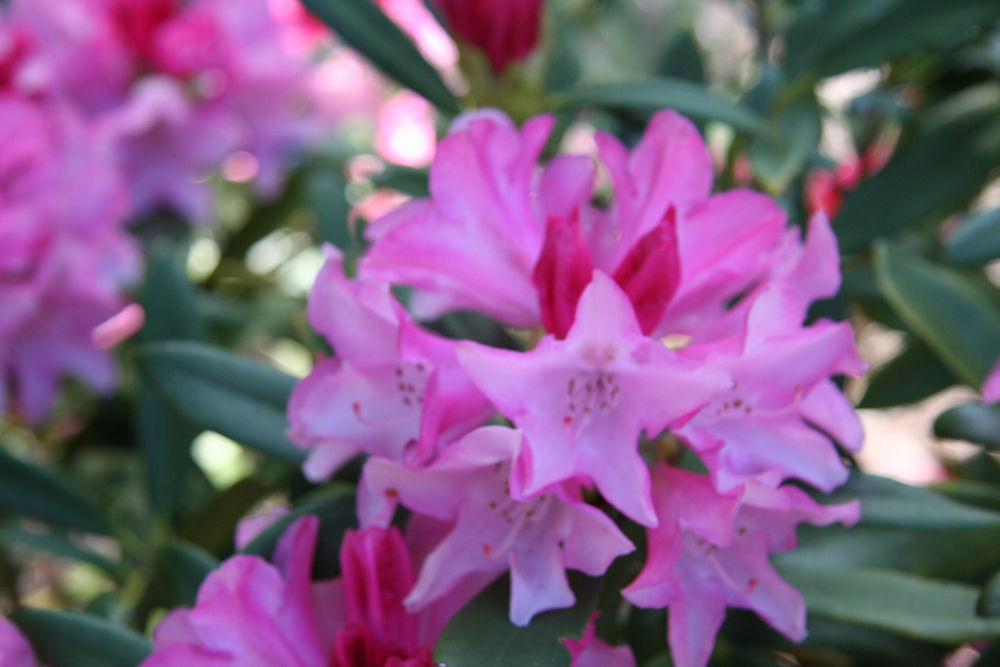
[0, 96, 139, 422]
[0, 616, 36, 667]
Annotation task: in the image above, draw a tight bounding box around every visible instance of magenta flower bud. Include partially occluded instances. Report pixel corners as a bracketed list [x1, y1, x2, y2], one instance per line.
[433, 0, 544, 74]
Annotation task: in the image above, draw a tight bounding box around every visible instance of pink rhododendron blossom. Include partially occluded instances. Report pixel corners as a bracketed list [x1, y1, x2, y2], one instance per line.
[0, 617, 36, 667]
[375, 90, 436, 168]
[456, 272, 729, 526]
[362, 426, 634, 625]
[677, 286, 866, 493]
[288, 246, 491, 481]
[0, 96, 138, 422]
[433, 0, 543, 74]
[623, 466, 859, 667]
[144, 517, 457, 666]
[561, 614, 636, 667]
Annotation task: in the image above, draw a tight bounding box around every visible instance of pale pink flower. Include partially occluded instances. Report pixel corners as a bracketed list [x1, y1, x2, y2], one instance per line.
[984, 358, 1000, 403]
[456, 272, 729, 526]
[362, 426, 634, 625]
[623, 466, 859, 667]
[287, 246, 492, 482]
[375, 90, 436, 168]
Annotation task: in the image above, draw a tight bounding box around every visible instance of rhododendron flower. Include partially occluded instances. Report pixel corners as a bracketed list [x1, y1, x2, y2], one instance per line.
[623, 466, 859, 667]
[456, 272, 728, 526]
[288, 246, 492, 481]
[362, 426, 634, 625]
[433, 0, 543, 74]
[0, 96, 138, 422]
[0, 616, 36, 667]
[984, 357, 1000, 404]
[143, 517, 464, 666]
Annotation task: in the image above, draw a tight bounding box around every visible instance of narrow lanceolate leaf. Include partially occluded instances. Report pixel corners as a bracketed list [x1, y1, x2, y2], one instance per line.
[434, 574, 602, 667]
[783, 0, 1000, 78]
[0, 525, 119, 575]
[836, 88, 1000, 253]
[874, 242, 1000, 387]
[136, 341, 305, 464]
[777, 474, 1000, 578]
[156, 540, 221, 608]
[300, 0, 458, 113]
[979, 568, 1000, 616]
[555, 78, 772, 137]
[0, 446, 110, 535]
[137, 244, 205, 522]
[935, 402, 1000, 450]
[859, 338, 957, 408]
[781, 567, 1000, 643]
[12, 608, 151, 667]
[945, 207, 1000, 267]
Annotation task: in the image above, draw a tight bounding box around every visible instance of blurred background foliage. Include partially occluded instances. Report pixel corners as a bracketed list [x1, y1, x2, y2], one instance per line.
[3, 0, 1000, 665]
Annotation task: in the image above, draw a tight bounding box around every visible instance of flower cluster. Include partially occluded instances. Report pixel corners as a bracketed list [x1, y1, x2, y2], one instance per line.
[288, 109, 864, 666]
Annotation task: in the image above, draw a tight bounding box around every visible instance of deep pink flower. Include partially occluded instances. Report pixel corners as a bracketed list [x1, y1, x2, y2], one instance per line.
[984, 357, 1000, 403]
[456, 272, 729, 526]
[287, 246, 492, 482]
[362, 426, 634, 625]
[433, 0, 543, 74]
[0, 616, 36, 667]
[143, 517, 459, 666]
[623, 466, 859, 667]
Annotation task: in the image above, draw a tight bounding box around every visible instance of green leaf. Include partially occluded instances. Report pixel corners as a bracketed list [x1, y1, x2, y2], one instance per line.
[0, 447, 109, 534]
[180, 477, 272, 554]
[783, 0, 1000, 78]
[836, 89, 1000, 253]
[859, 337, 957, 408]
[241, 484, 356, 579]
[136, 341, 305, 464]
[874, 242, 1000, 387]
[979, 568, 1000, 616]
[300, 0, 458, 113]
[935, 402, 1000, 449]
[434, 573, 602, 666]
[781, 567, 1000, 643]
[369, 165, 430, 198]
[136, 244, 206, 521]
[747, 97, 821, 194]
[945, 207, 1000, 267]
[306, 169, 352, 250]
[0, 524, 119, 575]
[11, 608, 151, 667]
[156, 540, 220, 608]
[777, 474, 1000, 578]
[554, 78, 772, 136]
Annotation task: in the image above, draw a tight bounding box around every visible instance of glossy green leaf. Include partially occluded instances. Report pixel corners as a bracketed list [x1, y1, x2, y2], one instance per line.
[555, 78, 772, 136]
[979, 568, 1000, 616]
[747, 97, 821, 194]
[300, 0, 458, 113]
[783, 0, 1000, 78]
[0, 524, 119, 575]
[306, 169, 352, 250]
[136, 341, 304, 464]
[12, 608, 151, 667]
[369, 165, 430, 198]
[777, 474, 1000, 578]
[935, 402, 1000, 449]
[0, 446, 109, 535]
[241, 484, 355, 579]
[136, 244, 205, 521]
[837, 91, 1000, 253]
[434, 574, 602, 666]
[859, 337, 957, 408]
[874, 242, 1000, 387]
[781, 567, 1000, 643]
[156, 541, 220, 608]
[945, 207, 1000, 267]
